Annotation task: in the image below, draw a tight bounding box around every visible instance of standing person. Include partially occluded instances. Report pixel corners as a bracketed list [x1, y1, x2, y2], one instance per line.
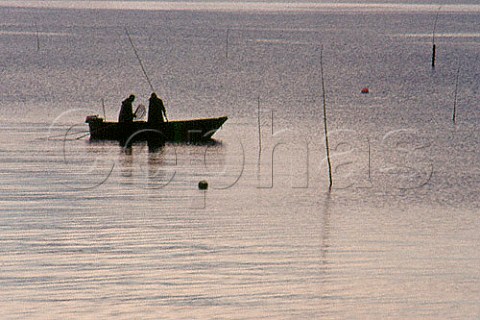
[148, 92, 167, 123]
[118, 94, 135, 123]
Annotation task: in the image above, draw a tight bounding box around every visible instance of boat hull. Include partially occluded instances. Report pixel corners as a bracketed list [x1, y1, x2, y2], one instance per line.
[85, 116, 228, 143]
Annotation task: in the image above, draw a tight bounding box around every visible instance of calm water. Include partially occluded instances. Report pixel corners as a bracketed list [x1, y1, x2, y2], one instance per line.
[0, 1, 479, 319]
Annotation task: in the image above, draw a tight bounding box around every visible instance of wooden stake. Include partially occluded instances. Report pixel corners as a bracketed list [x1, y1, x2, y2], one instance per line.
[271, 109, 274, 135]
[225, 29, 230, 59]
[35, 22, 40, 51]
[367, 137, 371, 181]
[431, 7, 441, 68]
[101, 98, 106, 121]
[320, 47, 333, 190]
[257, 96, 262, 161]
[431, 44, 436, 68]
[452, 64, 460, 124]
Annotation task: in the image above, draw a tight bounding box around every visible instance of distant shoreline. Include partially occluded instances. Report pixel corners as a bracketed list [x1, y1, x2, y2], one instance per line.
[1, 1, 480, 14]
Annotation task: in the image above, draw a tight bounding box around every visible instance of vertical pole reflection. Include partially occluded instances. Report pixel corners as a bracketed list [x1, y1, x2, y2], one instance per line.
[320, 192, 332, 263]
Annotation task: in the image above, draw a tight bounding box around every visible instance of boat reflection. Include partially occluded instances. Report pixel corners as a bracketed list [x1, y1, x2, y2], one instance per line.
[116, 139, 226, 190]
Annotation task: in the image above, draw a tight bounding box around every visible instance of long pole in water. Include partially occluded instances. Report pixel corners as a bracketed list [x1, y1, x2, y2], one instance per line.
[35, 22, 40, 51]
[320, 47, 333, 190]
[431, 44, 436, 68]
[125, 27, 155, 92]
[431, 6, 441, 68]
[257, 96, 262, 162]
[452, 64, 461, 124]
[225, 29, 230, 59]
[101, 98, 106, 120]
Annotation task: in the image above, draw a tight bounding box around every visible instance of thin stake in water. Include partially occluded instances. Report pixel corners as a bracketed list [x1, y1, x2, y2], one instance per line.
[431, 44, 436, 68]
[271, 109, 274, 135]
[320, 47, 333, 190]
[35, 22, 40, 51]
[431, 6, 441, 68]
[226, 29, 230, 58]
[257, 96, 262, 162]
[101, 98, 106, 120]
[367, 137, 371, 181]
[452, 64, 461, 124]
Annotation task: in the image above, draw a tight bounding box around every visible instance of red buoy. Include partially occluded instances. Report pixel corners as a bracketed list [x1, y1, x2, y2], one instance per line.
[361, 87, 369, 94]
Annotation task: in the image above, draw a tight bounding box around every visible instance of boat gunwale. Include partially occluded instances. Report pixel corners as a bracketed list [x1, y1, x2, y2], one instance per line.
[87, 116, 228, 126]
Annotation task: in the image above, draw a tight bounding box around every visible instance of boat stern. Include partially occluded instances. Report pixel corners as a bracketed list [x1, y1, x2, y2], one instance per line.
[85, 115, 103, 124]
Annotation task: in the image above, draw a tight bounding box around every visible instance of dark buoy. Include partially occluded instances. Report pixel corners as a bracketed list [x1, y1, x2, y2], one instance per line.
[361, 87, 369, 94]
[198, 180, 208, 190]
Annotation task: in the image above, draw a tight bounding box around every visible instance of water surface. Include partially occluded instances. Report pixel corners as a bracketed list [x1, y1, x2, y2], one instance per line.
[0, 2, 479, 319]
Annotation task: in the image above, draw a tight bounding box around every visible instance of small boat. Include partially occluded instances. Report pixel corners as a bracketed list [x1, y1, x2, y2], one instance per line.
[85, 115, 228, 143]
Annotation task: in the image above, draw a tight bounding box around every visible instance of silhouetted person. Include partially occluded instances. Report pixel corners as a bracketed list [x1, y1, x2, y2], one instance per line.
[118, 94, 135, 123]
[148, 92, 167, 123]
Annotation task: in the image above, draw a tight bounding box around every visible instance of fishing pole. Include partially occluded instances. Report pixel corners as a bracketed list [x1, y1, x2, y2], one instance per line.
[125, 27, 169, 123]
[125, 27, 155, 92]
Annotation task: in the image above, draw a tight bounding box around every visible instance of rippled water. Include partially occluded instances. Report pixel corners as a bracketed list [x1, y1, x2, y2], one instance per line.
[0, 2, 479, 319]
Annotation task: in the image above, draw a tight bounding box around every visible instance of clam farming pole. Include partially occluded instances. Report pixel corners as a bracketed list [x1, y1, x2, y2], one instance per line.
[320, 47, 333, 190]
[431, 7, 441, 68]
[226, 29, 230, 59]
[452, 64, 461, 124]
